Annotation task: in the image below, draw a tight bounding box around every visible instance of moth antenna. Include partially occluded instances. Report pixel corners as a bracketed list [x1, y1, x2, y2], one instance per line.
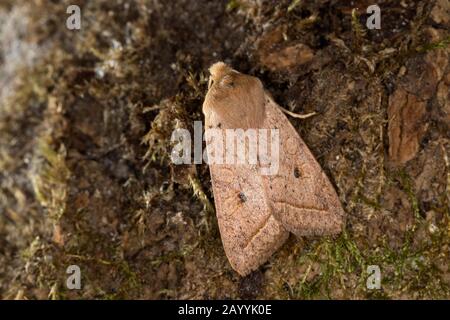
[266, 93, 316, 119]
[279, 106, 317, 119]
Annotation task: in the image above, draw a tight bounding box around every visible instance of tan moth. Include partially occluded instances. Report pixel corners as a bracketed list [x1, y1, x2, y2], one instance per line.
[203, 62, 345, 276]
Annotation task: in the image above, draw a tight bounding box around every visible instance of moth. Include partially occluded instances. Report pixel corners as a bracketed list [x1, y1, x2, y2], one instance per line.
[202, 62, 345, 276]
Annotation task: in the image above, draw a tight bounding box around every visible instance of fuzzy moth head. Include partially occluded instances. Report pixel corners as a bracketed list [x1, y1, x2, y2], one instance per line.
[203, 62, 266, 129]
[208, 62, 236, 89]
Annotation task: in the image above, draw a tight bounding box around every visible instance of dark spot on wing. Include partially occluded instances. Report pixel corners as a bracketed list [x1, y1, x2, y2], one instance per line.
[294, 167, 301, 178]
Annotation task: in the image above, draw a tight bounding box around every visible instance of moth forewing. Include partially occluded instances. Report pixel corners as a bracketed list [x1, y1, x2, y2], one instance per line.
[262, 96, 345, 236]
[207, 162, 289, 276]
[257, 124, 280, 176]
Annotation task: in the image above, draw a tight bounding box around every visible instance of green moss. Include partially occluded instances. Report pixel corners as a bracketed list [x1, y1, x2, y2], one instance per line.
[287, 0, 302, 13]
[291, 231, 366, 299]
[226, 0, 241, 12]
[32, 139, 70, 222]
[397, 169, 422, 222]
[351, 8, 366, 53]
[417, 36, 450, 52]
[189, 175, 214, 215]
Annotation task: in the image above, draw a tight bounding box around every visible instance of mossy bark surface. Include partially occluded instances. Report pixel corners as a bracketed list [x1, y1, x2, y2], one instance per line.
[0, 0, 449, 299]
